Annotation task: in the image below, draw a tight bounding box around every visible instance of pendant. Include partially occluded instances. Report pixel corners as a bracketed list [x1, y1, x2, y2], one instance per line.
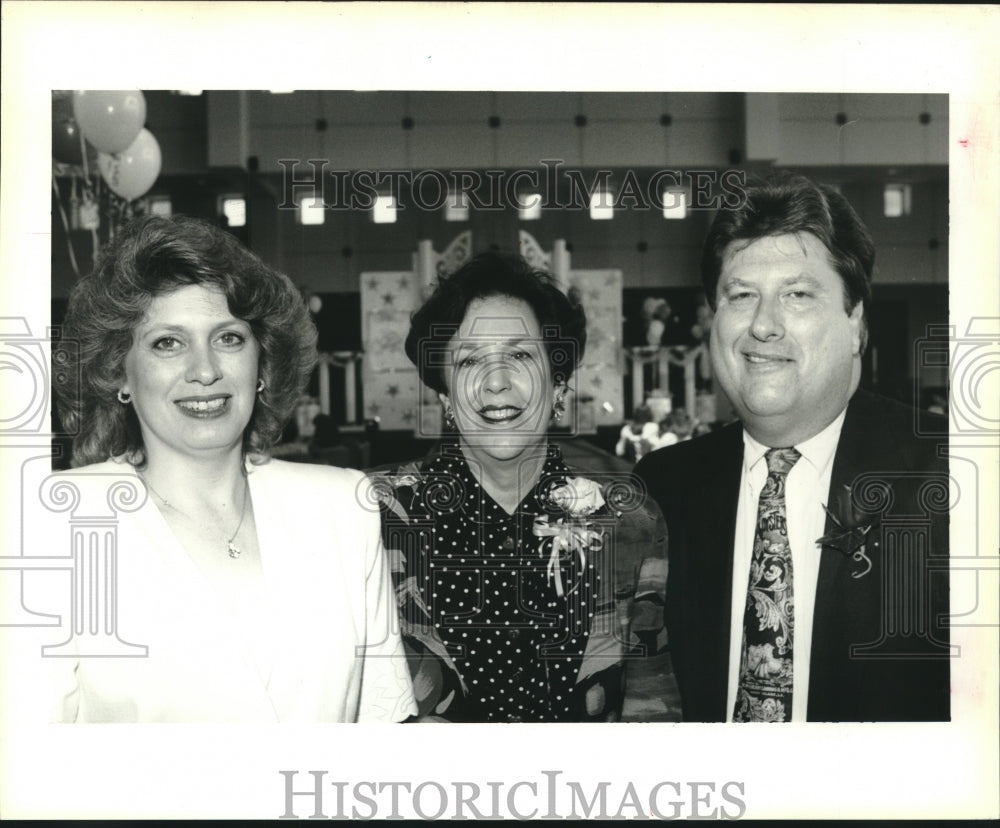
[228, 540, 241, 559]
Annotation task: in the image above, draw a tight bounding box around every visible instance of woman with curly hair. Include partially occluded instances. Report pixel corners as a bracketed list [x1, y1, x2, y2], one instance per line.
[371, 251, 672, 722]
[37, 215, 416, 723]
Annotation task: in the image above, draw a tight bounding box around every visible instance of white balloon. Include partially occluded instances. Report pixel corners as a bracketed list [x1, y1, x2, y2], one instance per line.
[72, 90, 146, 154]
[97, 128, 162, 201]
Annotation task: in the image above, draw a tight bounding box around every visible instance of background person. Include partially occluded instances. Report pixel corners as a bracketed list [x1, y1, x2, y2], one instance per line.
[615, 404, 660, 463]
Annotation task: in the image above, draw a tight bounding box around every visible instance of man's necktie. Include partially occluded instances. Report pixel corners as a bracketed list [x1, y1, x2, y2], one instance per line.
[733, 447, 801, 722]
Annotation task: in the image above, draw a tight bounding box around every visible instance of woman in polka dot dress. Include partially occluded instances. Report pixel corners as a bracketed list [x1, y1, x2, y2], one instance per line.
[371, 252, 669, 723]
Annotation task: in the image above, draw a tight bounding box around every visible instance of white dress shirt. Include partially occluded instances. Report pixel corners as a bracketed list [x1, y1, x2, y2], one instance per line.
[725, 410, 846, 722]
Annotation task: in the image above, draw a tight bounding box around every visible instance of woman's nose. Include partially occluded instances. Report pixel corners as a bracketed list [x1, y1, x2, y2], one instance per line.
[186, 343, 222, 384]
[749, 295, 785, 341]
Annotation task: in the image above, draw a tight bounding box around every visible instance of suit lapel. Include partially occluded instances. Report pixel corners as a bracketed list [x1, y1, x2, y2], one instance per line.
[690, 424, 744, 719]
[808, 391, 886, 718]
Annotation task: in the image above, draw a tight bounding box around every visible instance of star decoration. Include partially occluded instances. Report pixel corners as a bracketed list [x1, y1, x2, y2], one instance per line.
[366, 278, 379, 291]
[398, 277, 410, 291]
[387, 385, 399, 397]
[382, 293, 395, 305]
[590, 375, 603, 389]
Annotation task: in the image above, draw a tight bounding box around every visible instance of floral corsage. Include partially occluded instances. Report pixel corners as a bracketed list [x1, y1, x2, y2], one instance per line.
[533, 476, 608, 598]
[816, 483, 882, 579]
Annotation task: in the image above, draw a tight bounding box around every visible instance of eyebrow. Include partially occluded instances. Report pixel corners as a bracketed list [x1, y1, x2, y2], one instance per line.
[458, 336, 535, 348]
[137, 319, 250, 338]
[721, 273, 826, 289]
[453, 337, 531, 353]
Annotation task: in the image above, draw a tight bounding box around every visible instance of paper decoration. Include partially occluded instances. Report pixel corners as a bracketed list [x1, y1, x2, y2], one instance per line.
[565, 269, 625, 430]
[360, 270, 423, 431]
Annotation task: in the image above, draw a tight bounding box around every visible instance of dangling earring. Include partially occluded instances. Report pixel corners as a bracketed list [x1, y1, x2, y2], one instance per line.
[443, 407, 456, 429]
[117, 390, 132, 404]
[256, 379, 266, 393]
[552, 391, 566, 421]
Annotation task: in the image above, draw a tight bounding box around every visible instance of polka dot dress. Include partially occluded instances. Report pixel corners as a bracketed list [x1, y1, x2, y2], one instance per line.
[413, 444, 599, 722]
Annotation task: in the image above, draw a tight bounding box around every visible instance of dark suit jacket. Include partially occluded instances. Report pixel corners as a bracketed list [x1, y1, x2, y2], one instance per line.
[635, 389, 951, 722]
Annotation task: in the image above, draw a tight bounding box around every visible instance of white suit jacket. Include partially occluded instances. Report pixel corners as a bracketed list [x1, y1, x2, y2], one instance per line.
[12, 457, 416, 724]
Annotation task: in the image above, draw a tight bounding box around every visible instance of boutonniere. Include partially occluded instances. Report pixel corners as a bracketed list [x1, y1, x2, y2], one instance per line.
[816, 483, 882, 579]
[533, 476, 608, 598]
[369, 463, 424, 523]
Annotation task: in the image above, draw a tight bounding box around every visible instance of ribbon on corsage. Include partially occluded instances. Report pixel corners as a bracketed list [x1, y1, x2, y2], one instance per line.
[533, 477, 607, 597]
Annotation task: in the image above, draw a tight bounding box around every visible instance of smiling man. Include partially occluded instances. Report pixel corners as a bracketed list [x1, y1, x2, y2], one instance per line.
[635, 174, 951, 722]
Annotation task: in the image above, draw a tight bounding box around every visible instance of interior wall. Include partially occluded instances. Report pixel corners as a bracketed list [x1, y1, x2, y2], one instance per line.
[50, 91, 950, 404]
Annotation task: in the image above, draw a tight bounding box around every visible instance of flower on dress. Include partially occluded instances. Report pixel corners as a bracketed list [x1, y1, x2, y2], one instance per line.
[816, 483, 882, 579]
[549, 476, 606, 516]
[533, 477, 608, 598]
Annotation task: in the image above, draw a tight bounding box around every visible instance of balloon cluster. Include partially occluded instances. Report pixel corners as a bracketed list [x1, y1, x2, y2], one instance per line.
[53, 90, 162, 201]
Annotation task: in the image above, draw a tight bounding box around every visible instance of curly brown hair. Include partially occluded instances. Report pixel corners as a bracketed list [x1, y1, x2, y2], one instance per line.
[55, 215, 317, 468]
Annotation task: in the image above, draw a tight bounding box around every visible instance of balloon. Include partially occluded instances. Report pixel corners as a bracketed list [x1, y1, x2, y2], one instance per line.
[97, 128, 162, 201]
[72, 90, 146, 154]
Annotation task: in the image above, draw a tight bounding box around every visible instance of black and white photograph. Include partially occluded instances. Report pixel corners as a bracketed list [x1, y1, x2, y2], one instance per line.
[1, 2, 997, 820]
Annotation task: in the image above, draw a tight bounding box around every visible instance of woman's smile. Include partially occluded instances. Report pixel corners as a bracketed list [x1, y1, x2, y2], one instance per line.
[174, 394, 232, 417]
[477, 404, 524, 424]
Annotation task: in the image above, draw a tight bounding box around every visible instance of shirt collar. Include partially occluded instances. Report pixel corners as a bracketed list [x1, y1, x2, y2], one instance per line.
[742, 408, 847, 477]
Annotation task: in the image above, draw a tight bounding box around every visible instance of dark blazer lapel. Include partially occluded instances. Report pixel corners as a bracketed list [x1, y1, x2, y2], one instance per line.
[700, 426, 744, 682]
[639, 421, 744, 721]
[808, 390, 887, 717]
[812, 395, 871, 630]
[684, 424, 744, 720]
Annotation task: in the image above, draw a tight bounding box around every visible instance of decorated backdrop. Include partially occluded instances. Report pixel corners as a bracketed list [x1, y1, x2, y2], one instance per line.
[564, 269, 625, 431]
[359, 271, 424, 432]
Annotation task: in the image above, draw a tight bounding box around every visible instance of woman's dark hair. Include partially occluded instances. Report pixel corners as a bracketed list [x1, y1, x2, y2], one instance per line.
[56, 214, 318, 468]
[404, 251, 587, 395]
[701, 173, 874, 352]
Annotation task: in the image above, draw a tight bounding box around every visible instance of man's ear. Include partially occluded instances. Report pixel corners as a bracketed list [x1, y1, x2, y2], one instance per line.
[848, 302, 864, 356]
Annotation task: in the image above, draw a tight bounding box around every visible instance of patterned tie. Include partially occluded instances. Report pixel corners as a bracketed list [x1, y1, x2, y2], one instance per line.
[733, 447, 801, 723]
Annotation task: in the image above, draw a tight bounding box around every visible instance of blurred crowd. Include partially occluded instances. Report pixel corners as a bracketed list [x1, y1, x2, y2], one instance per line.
[615, 404, 712, 465]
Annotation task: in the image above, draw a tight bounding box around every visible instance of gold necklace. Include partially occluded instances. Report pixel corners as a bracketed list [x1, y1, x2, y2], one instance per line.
[139, 471, 250, 559]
